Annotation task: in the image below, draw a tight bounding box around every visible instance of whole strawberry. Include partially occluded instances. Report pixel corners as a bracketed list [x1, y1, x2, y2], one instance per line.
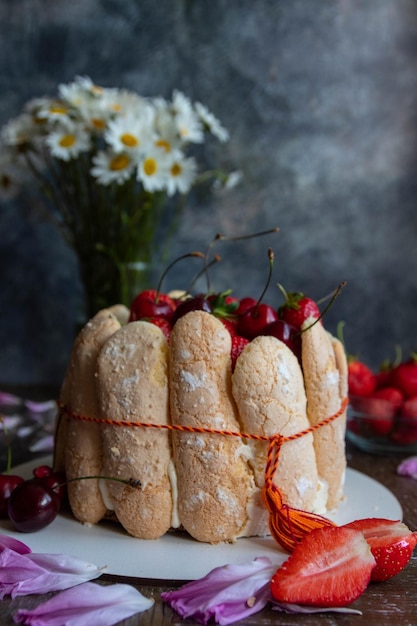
[278, 290, 320, 331]
[230, 335, 249, 371]
[348, 359, 376, 397]
[390, 355, 417, 398]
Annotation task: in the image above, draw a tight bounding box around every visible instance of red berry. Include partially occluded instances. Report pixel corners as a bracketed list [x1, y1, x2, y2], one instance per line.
[7, 478, 61, 532]
[129, 289, 176, 322]
[238, 303, 278, 340]
[350, 387, 403, 437]
[236, 297, 257, 315]
[147, 316, 172, 342]
[390, 359, 417, 398]
[344, 518, 417, 581]
[270, 526, 375, 607]
[171, 295, 212, 325]
[402, 395, 417, 419]
[348, 360, 376, 397]
[259, 319, 301, 359]
[230, 335, 249, 371]
[279, 293, 320, 331]
[33, 464, 53, 479]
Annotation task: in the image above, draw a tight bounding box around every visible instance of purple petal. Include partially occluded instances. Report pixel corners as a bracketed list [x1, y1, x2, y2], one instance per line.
[0, 547, 103, 599]
[24, 400, 56, 414]
[162, 557, 277, 625]
[397, 456, 417, 479]
[0, 392, 21, 407]
[13, 581, 154, 626]
[0, 534, 31, 555]
[272, 601, 362, 615]
[29, 435, 54, 453]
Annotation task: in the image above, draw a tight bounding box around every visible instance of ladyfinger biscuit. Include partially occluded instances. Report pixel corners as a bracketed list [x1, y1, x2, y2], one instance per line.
[301, 318, 347, 510]
[63, 309, 122, 524]
[232, 335, 326, 534]
[96, 320, 172, 539]
[169, 310, 255, 543]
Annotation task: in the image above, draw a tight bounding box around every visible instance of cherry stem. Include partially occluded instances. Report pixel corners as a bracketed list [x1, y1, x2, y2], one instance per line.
[155, 251, 205, 301]
[0, 415, 12, 474]
[254, 248, 275, 312]
[202, 227, 280, 293]
[297, 280, 347, 336]
[188, 254, 222, 295]
[56, 474, 142, 491]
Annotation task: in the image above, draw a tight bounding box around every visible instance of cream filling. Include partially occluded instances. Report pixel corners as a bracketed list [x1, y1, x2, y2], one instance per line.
[99, 478, 115, 511]
[168, 459, 180, 528]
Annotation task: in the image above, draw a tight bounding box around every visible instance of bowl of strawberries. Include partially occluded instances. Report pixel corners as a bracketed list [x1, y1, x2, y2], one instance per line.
[347, 354, 417, 453]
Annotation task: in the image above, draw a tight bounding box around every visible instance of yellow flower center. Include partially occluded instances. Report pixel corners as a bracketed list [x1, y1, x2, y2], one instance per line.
[155, 139, 171, 152]
[110, 104, 122, 112]
[143, 158, 157, 176]
[171, 163, 182, 177]
[49, 104, 68, 115]
[121, 133, 139, 148]
[92, 118, 106, 130]
[59, 134, 76, 148]
[110, 154, 130, 171]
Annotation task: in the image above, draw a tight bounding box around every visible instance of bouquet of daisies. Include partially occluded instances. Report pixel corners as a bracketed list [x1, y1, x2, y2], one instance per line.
[0, 76, 237, 316]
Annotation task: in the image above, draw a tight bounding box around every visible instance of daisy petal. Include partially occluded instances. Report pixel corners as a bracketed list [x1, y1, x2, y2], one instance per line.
[13, 581, 154, 626]
[162, 557, 278, 625]
[0, 547, 103, 599]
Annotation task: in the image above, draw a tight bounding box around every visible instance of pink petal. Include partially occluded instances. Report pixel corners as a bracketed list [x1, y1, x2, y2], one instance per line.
[29, 435, 54, 453]
[13, 581, 154, 626]
[0, 547, 103, 599]
[162, 557, 277, 625]
[397, 456, 417, 479]
[0, 391, 21, 407]
[0, 534, 31, 554]
[24, 400, 56, 414]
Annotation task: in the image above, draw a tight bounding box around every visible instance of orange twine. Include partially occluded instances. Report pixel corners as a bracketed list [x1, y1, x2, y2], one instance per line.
[59, 396, 348, 553]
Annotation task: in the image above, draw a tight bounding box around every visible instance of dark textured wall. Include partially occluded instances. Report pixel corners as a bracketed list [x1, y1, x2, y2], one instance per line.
[1, 0, 417, 385]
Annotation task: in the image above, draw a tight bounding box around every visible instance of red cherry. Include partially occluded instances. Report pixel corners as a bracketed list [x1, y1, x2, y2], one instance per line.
[32, 464, 53, 479]
[259, 319, 301, 358]
[7, 478, 61, 532]
[238, 303, 278, 340]
[0, 474, 24, 518]
[171, 295, 212, 325]
[236, 297, 257, 315]
[129, 289, 176, 322]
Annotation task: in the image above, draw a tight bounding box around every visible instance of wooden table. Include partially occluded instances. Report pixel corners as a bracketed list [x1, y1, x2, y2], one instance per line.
[1, 387, 416, 625]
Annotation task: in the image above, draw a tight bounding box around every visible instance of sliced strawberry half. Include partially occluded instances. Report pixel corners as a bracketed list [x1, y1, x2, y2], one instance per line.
[270, 526, 375, 607]
[344, 518, 417, 581]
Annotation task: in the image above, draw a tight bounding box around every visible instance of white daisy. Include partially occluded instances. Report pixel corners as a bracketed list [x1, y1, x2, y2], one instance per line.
[45, 123, 91, 161]
[1, 114, 38, 146]
[104, 111, 154, 154]
[91, 149, 136, 185]
[137, 147, 170, 192]
[59, 75, 103, 104]
[102, 88, 146, 117]
[165, 152, 197, 196]
[195, 102, 229, 143]
[76, 98, 114, 134]
[37, 99, 72, 124]
[172, 90, 204, 143]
